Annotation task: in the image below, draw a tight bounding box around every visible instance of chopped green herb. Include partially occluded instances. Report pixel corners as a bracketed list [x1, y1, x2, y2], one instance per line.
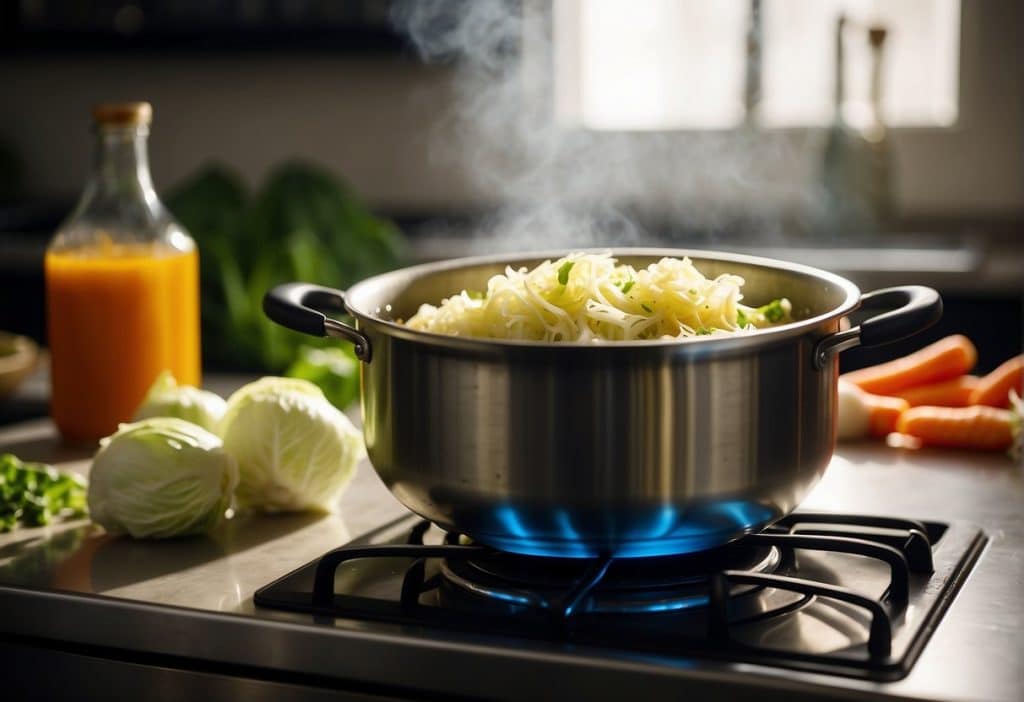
[557, 261, 575, 285]
[640, 303, 653, 313]
[736, 309, 748, 327]
[758, 299, 786, 323]
[0, 453, 87, 533]
[465, 290, 486, 300]
[618, 279, 635, 294]
[696, 327, 714, 336]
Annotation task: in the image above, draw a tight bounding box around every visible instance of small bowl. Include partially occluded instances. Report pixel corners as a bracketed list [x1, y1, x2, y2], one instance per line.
[0, 332, 39, 400]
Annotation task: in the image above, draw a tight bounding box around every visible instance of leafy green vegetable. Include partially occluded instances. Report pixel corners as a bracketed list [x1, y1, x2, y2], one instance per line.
[88, 418, 237, 539]
[285, 345, 360, 410]
[465, 290, 487, 300]
[618, 279, 635, 294]
[557, 261, 575, 285]
[758, 299, 786, 323]
[696, 327, 714, 335]
[133, 371, 227, 431]
[166, 161, 406, 374]
[218, 377, 364, 513]
[0, 453, 87, 532]
[736, 309, 748, 327]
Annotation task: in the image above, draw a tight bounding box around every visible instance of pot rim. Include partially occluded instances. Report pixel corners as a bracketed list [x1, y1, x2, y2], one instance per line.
[345, 247, 862, 353]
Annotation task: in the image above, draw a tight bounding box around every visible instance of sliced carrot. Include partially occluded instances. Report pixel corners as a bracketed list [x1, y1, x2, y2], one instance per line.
[890, 375, 979, 407]
[896, 405, 1015, 451]
[841, 335, 977, 396]
[969, 355, 1024, 408]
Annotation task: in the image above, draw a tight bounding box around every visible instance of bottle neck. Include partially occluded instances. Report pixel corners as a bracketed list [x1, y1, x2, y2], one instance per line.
[863, 39, 887, 141]
[833, 17, 847, 127]
[743, 0, 763, 125]
[86, 125, 157, 205]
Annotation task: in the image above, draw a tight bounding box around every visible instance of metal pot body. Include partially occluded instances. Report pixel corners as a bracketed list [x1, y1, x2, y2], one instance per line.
[361, 328, 835, 557]
[264, 249, 941, 558]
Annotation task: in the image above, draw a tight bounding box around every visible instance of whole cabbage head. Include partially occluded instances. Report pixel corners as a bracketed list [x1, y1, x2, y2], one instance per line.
[88, 418, 238, 539]
[133, 371, 227, 432]
[218, 377, 364, 513]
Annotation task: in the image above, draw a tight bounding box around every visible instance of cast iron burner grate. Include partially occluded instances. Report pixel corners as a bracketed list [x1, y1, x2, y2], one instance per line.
[254, 512, 986, 681]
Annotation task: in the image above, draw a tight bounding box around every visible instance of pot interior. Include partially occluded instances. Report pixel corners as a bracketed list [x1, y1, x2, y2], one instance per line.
[347, 249, 859, 329]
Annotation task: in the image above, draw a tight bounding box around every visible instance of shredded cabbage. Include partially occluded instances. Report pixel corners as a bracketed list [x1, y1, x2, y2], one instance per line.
[405, 252, 792, 342]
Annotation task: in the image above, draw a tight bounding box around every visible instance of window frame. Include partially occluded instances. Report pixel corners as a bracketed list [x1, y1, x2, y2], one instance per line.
[522, 0, 1022, 218]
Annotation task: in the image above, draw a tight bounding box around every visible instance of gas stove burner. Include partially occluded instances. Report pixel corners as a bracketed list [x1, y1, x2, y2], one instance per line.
[254, 512, 987, 681]
[439, 542, 782, 615]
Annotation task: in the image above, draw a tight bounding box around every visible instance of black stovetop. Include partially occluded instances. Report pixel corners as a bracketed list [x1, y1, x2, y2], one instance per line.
[254, 512, 986, 681]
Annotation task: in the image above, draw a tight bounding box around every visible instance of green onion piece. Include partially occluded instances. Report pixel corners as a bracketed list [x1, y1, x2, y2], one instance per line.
[736, 309, 748, 327]
[465, 290, 486, 300]
[697, 327, 713, 335]
[557, 261, 575, 285]
[0, 453, 87, 532]
[758, 299, 786, 323]
[640, 303, 653, 313]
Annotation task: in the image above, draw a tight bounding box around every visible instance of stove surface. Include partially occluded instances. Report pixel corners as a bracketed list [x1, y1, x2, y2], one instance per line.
[254, 513, 986, 681]
[0, 438, 1020, 702]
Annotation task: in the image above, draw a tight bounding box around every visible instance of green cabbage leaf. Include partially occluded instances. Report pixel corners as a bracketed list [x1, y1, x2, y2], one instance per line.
[218, 377, 363, 513]
[88, 418, 238, 539]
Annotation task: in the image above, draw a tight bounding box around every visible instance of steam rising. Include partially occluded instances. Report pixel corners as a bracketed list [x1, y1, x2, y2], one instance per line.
[393, 0, 815, 252]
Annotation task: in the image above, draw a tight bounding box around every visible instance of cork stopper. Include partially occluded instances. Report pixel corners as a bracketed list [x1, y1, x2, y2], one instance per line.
[92, 102, 152, 127]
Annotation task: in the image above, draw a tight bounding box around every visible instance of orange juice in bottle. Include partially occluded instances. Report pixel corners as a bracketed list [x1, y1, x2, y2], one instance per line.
[45, 102, 200, 443]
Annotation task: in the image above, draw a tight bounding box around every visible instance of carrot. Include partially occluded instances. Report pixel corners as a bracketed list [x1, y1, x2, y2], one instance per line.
[896, 405, 1017, 452]
[865, 394, 909, 437]
[890, 375, 979, 407]
[841, 335, 977, 396]
[969, 355, 1024, 408]
[836, 380, 909, 440]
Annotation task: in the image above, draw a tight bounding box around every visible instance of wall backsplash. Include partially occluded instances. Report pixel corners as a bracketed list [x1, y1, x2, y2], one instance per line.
[0, 56, 482, 212]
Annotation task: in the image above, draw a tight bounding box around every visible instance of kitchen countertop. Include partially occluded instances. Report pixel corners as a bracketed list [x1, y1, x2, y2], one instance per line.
[0, 418, 1022, 701]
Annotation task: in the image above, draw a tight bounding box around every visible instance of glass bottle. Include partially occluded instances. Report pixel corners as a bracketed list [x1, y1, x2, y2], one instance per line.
[45, 102, 200, 443]
[861, 25, 894, 226]
[820, 18, 893, 237]
[742, 0, 763, 126]
[820, 14, 860, 236]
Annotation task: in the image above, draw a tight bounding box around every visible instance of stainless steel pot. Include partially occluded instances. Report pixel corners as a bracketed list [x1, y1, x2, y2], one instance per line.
[265, 249, 940, 558]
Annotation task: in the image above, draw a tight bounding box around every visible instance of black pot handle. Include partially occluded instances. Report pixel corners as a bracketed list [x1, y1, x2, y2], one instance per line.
[814, 285, 942, 369]
[263, 283, 372, 362]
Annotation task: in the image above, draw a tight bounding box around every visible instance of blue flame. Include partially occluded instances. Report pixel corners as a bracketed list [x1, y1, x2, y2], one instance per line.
[494, 505, 530, 539]
[480, 500, 779, 558]
[554, 509, 581, 540]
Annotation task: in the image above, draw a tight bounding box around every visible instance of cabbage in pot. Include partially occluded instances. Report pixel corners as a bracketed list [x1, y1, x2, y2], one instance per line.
[218, 377, 363, 513]
[88, 418, 238, 539]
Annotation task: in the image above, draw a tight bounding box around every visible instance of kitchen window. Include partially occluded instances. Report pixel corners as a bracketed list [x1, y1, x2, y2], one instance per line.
[553, 0, 961, 131]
